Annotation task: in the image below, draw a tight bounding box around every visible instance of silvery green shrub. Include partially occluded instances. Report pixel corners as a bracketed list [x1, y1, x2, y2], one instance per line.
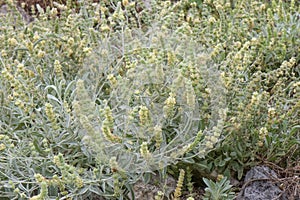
[74, 0, 227, 184]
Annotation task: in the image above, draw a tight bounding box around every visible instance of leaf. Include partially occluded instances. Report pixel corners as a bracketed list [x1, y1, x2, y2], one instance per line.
[33, 138, 46, 156]
[88, 185, 103, 196]
[64, 80, 76, 97]
[290, 125, 300, 135]
[237, 167, 244, 180]
[77, 186, 89, 195]
[229, 152, 237, 157]
[125, 184, 135, 200]
[195, 162, 210, 170]
[203, 178, 214, 189]
[47, 94, 62, 105]
[182, 157, 195, 164]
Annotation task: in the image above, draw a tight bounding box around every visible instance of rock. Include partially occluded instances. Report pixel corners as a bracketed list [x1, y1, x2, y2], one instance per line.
[237, 166, 288, 200]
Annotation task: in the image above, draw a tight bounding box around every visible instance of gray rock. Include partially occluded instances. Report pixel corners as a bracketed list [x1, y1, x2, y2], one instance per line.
[237, 166, 288, 200]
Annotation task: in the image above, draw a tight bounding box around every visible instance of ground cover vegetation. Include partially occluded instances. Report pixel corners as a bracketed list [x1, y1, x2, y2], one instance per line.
[0, 0, 299, 199]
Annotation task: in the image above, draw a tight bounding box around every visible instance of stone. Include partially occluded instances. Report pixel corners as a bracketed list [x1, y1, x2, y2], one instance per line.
[237, 166, 288, 200]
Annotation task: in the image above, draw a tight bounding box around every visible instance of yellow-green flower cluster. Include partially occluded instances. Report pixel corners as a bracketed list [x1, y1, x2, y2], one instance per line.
[258, 127, 268, 147]
[266, 57, 297, 84]
[187, 130, 203, 152]
[101, 119, 122, 143]
[173, 169, 185, 200]
[32, 173, 68, 199]
[1, 63, 36, 114]
[140, 142, 152, 160]
[109, 157, 126, 186]
[110, 2, 125, 22]
[28, 142, 38, 157]
[167, 51, 177, 65]
[32, 173, 71, 199]
[54, 60, 64, 80]
[8, 38, 18, 46]
[29, 181, 48, 200]
[268, 107, 276, 120]
[203, 109, 226, 150]
[287, 99, 300, 118]
[292, 81, 300, 95]
[128, 106, 139, 122]
[45, 102, 59, 130]
[0, 134, 13, 151]
[109, 157, 120, 173]
[154, 191, 164, 200]
[216, 174, 224, 181]
[0, 143, 6, 151]
[153, 125, 163, 149]
[109, 157, 126, 178]
[103, 105, 114, 130]
[186, 166, 194, 197]
[185, 79, 196, 109]
[107, 74, 117, 87]
[139, 106, 151, 125]
[186, 64, 203, 94]
[112, 172, 122, 197]
[163, 92, 176, 118]
[53, 153, 84, 189]
[238, 91, 268, 125]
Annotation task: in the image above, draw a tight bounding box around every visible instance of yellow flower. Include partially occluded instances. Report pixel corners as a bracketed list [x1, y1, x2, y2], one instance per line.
[8, 38, 18, 46]
[163, 92, 176, 118]
[102, 123, 121, 143]
[174, 169, 185, 200]
[140, 142, 151, 160]
[34, 174, 45, 183]
[107, 74, 117, 86]
[122, 0, 129, 6]
[37, 50, 45, 58]
[100, 25, 110, 32]
[75, 177, 83, 188]
[154, 125, 163, 149]
[217, 174, 224, 181]
[139, 106, 150, 125]
[185, 79, 196, 108]
[0, 143, 6, 151]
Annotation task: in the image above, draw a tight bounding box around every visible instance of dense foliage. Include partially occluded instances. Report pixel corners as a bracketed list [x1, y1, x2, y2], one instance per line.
[0, 0, 299, 199]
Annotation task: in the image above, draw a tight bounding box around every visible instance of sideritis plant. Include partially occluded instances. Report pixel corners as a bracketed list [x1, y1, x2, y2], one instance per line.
[73, 0, 228, 194]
